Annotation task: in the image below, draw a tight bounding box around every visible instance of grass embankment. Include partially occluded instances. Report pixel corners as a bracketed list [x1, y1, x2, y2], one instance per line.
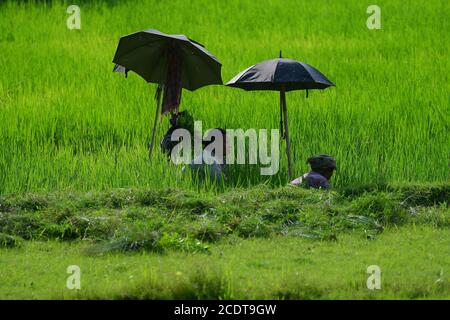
[1, 184, 448, 251]
[0, 184, 448, 299]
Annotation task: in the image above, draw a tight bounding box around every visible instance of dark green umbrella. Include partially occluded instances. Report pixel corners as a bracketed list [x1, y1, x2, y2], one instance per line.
[113, 29, 222, 158]
[226, 52, 334, 180]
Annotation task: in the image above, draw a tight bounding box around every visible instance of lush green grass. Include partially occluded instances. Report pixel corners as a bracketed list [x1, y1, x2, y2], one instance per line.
[1, 226, 449, 299]
[1, 185, 448, 251]
[0, 0, 449, 301]
[0, 0, 449, 194]
[0, 185, 448, 299]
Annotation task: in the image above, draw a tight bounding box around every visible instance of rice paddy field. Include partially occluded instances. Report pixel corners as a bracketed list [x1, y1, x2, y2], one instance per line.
[0, 0, 449, 301]
[0, 0, 449, 193]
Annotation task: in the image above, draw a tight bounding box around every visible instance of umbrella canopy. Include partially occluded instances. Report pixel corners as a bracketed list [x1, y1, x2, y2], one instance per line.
[226, 55, 334, 180]
[113, 29, 222, 91]
[226, 58, 334, 91]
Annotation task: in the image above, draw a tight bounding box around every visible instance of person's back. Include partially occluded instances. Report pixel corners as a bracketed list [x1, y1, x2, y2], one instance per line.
[161, 125, 179, 156]
[161, 111, 194, 157]
[186, 151, 225, 181]
[182, 128, 228, 182]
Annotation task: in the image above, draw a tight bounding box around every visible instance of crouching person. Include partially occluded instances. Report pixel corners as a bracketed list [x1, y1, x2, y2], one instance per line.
[183, 128, 228, 182]
[290, 154, 336, 189]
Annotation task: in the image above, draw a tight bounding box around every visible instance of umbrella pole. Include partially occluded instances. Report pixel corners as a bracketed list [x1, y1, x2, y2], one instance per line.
[148, 95, 160, 159]
[280, 85, 293, 180]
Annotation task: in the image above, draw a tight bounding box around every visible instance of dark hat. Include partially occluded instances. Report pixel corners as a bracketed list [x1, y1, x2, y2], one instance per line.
[307, 154, 336, 170]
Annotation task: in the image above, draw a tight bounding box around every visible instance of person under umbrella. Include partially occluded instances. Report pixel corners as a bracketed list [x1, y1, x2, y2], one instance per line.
[113, 29, 222, 158]
[226, 52, 334, 180]
[182, 128, 228, 182]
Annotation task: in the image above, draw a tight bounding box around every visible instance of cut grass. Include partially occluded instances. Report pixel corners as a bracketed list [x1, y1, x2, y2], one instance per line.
[0, 185, 447, 299]
[0, 226, 448, 299]
[0, 185, 448, 253]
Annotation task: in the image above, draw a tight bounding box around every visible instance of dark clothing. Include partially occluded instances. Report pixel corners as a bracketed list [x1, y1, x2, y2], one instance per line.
[160, 126, 181, 156]
[161, 52, 182, 115]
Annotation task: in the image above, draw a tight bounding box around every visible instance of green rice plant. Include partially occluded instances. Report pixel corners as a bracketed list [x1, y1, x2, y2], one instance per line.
[0, 0, 448, 194]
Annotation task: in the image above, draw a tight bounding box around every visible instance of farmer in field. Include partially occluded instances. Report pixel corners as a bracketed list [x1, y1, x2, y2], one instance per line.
[183, 128, 228, 181]
[290, 154, 336, 189]
[161, 111, 194, 156]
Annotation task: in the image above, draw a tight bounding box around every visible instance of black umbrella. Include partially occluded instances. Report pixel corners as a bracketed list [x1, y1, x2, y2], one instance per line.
[113, 29, 223, 158]
[226, 52, 334, 180]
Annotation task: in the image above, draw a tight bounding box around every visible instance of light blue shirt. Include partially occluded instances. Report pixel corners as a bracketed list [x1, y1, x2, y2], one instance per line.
[182, 152, 225, 180]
